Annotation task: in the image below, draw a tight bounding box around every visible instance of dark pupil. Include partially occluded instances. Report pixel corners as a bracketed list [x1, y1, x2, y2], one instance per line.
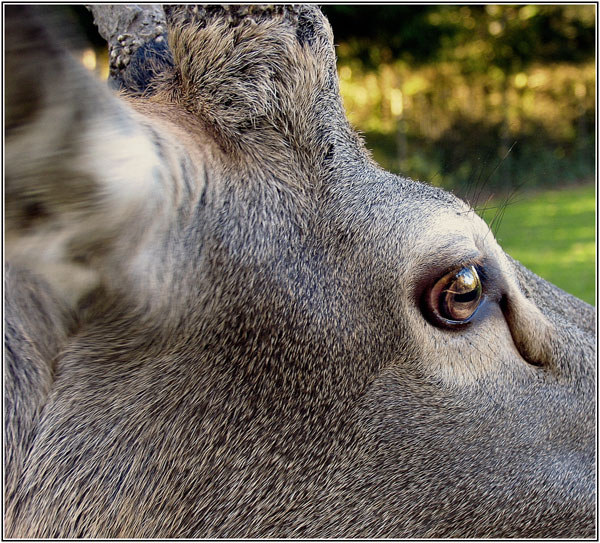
[454, 289, 479, 303]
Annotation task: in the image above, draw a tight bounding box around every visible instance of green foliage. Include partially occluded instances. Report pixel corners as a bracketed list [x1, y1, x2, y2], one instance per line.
[322, 5, 595, 68]
[321, 6, 458, 67]
[477, 184, 596, 305]
[327, 5, 595, 195]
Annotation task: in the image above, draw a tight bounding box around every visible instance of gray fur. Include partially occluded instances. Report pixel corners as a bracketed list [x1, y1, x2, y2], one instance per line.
[4, 5, 595, 538]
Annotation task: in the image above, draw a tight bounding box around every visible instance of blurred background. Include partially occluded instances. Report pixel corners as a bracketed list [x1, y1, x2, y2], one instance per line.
[55, 5, 598, 303]
[323, 5, 594, 193]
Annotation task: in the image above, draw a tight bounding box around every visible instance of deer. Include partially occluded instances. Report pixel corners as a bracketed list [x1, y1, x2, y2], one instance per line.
[4, 4, 596, 538]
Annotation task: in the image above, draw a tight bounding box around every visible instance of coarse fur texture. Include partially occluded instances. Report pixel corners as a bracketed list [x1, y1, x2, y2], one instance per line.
[4, 4, 596, 538]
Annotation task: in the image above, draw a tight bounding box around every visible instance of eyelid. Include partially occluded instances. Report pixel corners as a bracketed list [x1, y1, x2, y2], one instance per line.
[414, 236, 481, 275]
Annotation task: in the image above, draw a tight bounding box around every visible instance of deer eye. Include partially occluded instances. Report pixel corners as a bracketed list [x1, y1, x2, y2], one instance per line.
[427, 265, 483, 325]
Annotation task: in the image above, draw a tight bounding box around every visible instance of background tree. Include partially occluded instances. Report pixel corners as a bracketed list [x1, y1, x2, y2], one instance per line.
[322, 5, 595, 196]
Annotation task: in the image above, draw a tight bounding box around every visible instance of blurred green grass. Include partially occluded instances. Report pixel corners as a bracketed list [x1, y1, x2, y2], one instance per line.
[477, 183, 595, 305]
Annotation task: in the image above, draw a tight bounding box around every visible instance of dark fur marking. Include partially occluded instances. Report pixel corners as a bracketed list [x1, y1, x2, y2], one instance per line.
[115, 37, 174, 96]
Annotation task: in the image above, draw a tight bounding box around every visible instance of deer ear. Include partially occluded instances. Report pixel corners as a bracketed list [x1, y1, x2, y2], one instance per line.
[5, 6, 170, 307]
[161, 5, 343, 157]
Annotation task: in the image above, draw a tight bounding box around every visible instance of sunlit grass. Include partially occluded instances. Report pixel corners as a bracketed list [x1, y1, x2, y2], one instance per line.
[477, 183, 595, 305]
